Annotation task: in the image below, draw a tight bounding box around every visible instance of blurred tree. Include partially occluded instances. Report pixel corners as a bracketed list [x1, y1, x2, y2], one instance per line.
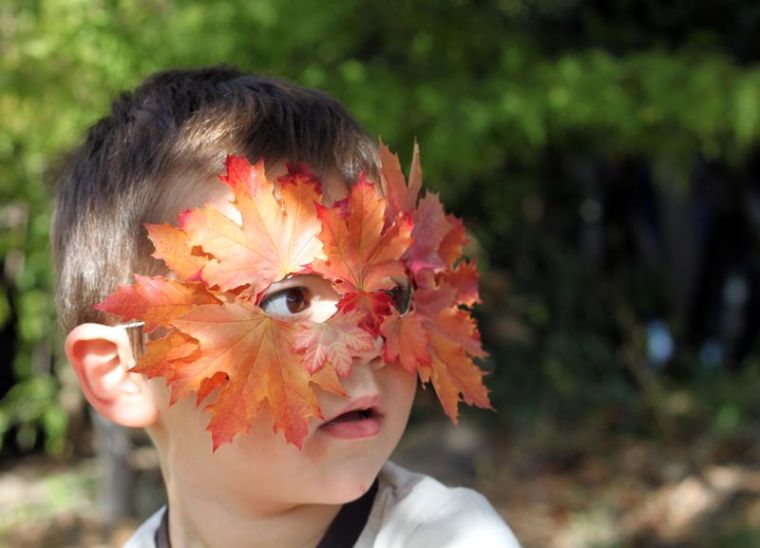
[2, 0, 760, 454]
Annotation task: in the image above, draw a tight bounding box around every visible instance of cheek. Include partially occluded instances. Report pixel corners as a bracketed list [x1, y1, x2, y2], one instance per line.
[382, 366, 418, 420]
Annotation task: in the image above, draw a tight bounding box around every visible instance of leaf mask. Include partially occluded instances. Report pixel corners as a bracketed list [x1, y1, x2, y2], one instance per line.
[96, 143, 491, 450]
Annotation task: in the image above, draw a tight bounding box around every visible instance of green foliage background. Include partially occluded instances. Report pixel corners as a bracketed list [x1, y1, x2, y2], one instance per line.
[3, 0, 760, 454]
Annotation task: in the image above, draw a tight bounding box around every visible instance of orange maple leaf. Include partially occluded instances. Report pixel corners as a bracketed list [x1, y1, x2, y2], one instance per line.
[130, 330, 202, 402]
[379, 140, 421, 222]
[437, 216, 467, 270]
[145, 224, 206, 281]
[312, 179, 412, 294]
[440, 260, 481, 307]
[417, 306, 491, 421]
[180, 157, 325, 293]
[380, 310, 431, 374]
[95, 275, 220, 332]
[169, 300, 331, 450]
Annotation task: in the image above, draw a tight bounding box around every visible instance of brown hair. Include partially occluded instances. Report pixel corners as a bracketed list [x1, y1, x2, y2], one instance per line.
[52, 66, 379, 332]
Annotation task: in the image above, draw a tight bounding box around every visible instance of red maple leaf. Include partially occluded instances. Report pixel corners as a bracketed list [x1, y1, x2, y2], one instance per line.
[336, 290, 394, 337]
[311, 178, 412, 333]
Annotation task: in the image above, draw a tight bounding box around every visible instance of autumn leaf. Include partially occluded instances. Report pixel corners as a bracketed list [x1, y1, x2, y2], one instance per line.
[292, 310, 375, 375]
[339, 290, 397, 337]
[279, 162, 323, 192]
[170, 300, 329, 449]
[180, 156, 324, 293]
[312, 179, 412, 293]
[130, 329, 202, 402]
[404, 193, 449, 276]
[417, 306, 491, 421]
[441, 260, 481, 307]
[145, 224, 206, 281]
[95, 275, 219, 332]
[379, 140, 421, 222]
[437, 216, 468, 271]
[380, 310, 431, 374]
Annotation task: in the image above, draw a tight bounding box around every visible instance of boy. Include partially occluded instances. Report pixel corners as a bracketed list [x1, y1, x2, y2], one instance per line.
[53, 66, 519, 547]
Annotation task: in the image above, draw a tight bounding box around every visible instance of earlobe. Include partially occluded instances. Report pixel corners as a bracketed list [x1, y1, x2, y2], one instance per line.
[65, 323, 158, 428]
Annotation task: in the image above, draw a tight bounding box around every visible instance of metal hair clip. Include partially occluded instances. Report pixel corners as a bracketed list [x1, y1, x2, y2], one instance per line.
[115, 321, 146, 329]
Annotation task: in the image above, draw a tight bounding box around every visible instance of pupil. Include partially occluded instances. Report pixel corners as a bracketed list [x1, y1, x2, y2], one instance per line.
[286, 288, 310, 313]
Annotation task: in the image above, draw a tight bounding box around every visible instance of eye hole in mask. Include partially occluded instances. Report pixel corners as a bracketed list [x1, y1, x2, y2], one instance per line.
[259, 286, 311, 316]
[386, 281, 413, 314]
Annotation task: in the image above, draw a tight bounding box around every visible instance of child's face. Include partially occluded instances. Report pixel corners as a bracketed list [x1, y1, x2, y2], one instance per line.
[146, 166, 417, 509]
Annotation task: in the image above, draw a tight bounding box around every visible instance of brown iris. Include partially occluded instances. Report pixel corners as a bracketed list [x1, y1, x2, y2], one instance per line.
[284, 287, 311, 313]
[260, 287, 312, 315]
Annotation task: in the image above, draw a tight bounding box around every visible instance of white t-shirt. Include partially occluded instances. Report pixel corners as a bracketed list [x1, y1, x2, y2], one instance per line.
[124, 461, 520, 547]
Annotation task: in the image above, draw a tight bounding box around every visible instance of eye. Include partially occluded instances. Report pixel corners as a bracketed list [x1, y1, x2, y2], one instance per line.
[386, 281, 413, 314]
[258, 274, 342, 322]
[260, 287, 312, 318]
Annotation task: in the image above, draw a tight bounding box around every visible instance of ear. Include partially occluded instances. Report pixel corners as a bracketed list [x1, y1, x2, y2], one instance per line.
[64, 323, 159, 428]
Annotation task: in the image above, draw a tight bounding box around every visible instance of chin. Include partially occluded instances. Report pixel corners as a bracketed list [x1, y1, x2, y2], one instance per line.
[308, 458, 385, 504]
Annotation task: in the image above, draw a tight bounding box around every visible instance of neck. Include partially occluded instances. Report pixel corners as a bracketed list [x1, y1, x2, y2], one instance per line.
[164, 480, 341, 548]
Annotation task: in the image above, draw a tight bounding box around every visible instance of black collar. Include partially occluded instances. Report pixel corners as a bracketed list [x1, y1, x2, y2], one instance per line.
[155, 479, 379, 548]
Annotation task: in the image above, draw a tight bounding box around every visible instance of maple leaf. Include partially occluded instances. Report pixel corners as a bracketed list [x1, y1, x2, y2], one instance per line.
[279, 162, 323, 192]
[437, 216, 468, 271]
[292, 310, 376, 375]
[180, 156, 324, 293]
[404, 193, 449, 277]
[145, 224, 206, 280]
[336, 290, 393, 338]
[417, 306, 491, 422]
[379, 140, 421, 221]
[380, 310, 431, 374]
[312, 179, 412, 293]
[440, 260, 481, 307]
[413, 283, 458, 316]
[130, 329, 202, 402]
[95, 275, 220, 332]
[170, 300, 330, 449]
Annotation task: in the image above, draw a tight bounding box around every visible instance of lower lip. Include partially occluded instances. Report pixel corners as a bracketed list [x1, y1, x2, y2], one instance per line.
[318, 416, 382, 439]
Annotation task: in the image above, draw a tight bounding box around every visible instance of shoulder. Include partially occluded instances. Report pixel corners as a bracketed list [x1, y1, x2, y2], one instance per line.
[122, 506, 165, 548]
[357, 462, 521, 548]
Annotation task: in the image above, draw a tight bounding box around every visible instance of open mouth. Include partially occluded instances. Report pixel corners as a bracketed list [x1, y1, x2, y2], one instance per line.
[319, 405, 382, 439]
[327, 408, 376, 423]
